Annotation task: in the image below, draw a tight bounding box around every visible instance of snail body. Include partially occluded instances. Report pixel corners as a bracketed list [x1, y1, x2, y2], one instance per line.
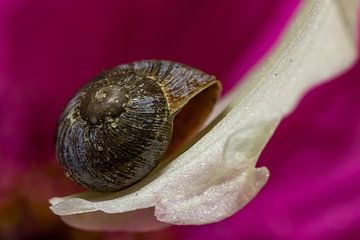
[56, 60, 221, 192]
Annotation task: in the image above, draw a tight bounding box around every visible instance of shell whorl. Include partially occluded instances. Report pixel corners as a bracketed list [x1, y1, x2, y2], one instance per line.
[56, 60, 220, 192]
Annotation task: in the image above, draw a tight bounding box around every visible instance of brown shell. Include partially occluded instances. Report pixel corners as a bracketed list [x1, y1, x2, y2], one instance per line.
[56, 60, 221, 192]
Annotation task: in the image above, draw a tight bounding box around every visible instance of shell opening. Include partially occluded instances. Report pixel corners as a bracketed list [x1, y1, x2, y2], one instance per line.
[166, 82, 221, 157]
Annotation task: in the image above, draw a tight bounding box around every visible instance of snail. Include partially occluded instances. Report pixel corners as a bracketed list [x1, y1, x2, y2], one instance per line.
[56, 60, 221, 192]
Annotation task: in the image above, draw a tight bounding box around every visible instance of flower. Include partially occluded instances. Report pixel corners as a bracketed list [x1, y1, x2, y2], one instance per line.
[50, 0, 360, 234]
[1, 0, 359, 239]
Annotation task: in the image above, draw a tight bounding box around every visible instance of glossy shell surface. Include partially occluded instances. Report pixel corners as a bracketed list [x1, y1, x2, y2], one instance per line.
[56, 60, 220, 192]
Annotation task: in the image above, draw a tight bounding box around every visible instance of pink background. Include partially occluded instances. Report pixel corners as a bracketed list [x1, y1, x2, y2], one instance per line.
[0, 0, 359, 239]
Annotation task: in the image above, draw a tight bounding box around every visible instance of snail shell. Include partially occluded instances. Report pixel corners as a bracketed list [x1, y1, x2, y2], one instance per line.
[56, 60, 221, 192]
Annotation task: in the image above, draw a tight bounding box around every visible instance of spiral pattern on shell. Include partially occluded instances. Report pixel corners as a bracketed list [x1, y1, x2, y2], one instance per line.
[56, 60, 221, 192]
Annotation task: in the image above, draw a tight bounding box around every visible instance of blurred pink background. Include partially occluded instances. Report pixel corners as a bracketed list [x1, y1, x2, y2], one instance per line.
[0, 0, 359, 239]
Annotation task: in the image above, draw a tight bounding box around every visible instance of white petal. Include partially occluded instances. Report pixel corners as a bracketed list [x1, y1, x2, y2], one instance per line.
[50, 0, 359, 231]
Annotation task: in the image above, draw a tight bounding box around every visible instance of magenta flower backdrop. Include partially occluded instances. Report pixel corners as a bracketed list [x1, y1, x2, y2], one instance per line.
[0, 0, 359, 239]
